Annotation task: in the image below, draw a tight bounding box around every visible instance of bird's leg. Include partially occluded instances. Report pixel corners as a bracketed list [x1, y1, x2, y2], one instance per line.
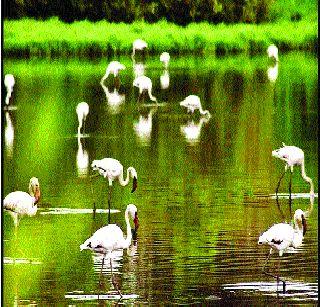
[90, 175, 97, 218]
[99, 256, 105, 287]
[107, 185, 112, 224]
[275, 197, 286, 221]
[288, 169, 293, 199]
[276, 169, 287, 196]
[110, 258, 122, 297]
[277, 256, 286, 293]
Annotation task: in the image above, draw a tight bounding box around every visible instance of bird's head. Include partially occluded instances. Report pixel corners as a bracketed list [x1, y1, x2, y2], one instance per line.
[126, 204, 139, 231]
[294, 209, 307, 235]
[272, 146, 289, 161]
[29, 177, 40, 204]
[128, 167, 138, 193]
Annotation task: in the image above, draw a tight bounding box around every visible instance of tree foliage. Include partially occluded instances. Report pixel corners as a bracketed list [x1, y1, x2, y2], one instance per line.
[3, 0, 317, 24]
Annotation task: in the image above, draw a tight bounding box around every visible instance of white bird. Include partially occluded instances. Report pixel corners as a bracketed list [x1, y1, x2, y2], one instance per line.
[131, 39, 148, 59]
[101, 61, 126, 83]
[76, 102, 89, 136]
[180, 95, 211, 118]
[80, 203, 139, 296]
[258, 208, 307, 292]
[3, 177, 41, 227]
[4, 74, 15, 106]
[160, 52, 170, 69]
[91, 158, 138, 222]
[133, 75, 157, 102]
[267, 44, 279, 62]
[272, 143, 314, 196]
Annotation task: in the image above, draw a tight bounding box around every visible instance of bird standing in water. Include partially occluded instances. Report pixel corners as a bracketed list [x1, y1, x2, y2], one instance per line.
[258, 208, 307, 293]
[180, 95, 211, 118]
[91, 158, 137, 223]
[80, 204, 139, 297]
[272, 143, 314, 196]
[3, 177, 41, 227]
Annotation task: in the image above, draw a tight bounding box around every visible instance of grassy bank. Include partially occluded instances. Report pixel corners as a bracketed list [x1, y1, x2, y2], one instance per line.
[3, 18, 318, 58]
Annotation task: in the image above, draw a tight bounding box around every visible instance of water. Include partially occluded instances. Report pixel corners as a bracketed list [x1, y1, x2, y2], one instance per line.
[3, 52, 318, 305]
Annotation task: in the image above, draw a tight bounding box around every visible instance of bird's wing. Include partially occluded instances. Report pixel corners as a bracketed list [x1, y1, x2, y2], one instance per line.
[3, 191, 35, 214]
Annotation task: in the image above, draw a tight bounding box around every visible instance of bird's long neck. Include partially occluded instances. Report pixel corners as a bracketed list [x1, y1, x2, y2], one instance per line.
[118, 167, 132, 186]
[124, 210, 132, 248]
[148, 88, 157, 102]
[300, 160, 314, 195]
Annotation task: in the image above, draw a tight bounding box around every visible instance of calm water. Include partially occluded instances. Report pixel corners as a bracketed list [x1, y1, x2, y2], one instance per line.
[2, 52, 318, 305]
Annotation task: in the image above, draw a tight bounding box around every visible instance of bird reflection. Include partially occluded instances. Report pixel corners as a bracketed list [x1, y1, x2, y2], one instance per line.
[133, 109, 155, 146]
[76, 102, 89, 136]
[267, 62, 279, 83]
[5, 111, 14, 158]
[4, 74, 15, 109]
[100, 81, 125, 114]
[180, 117, 210, 145]
[160, 69, 170, 89]
[77, 136, 89, 178]
[133, 61, 146, 79]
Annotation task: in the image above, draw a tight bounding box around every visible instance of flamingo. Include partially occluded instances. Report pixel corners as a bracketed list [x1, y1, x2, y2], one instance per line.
[131, 39, 147, 59]
[133, 76, 157, 102]
[272, 143, 314, 196]
[3, 177, 41, 227]
[80, 203, 139, 296]
[91, 158, 137, 222]
[258, 208, 307, 293]
[180, 95, 211, 118]
[160, 52, 170, 69]
[101, 61, 126, 83]
[4, 74, 15, 107]
[76, 102, 89, 136]
[267, 44, 279, 62]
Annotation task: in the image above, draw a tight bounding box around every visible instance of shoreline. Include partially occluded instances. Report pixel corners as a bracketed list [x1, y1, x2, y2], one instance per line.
[3, 18, 318, 58]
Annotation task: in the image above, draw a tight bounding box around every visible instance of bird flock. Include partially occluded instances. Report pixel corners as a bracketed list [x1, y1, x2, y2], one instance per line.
[3, 42, 317, 296]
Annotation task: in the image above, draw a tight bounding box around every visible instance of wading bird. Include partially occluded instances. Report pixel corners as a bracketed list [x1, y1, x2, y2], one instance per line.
[131, 39, 147, 59]
[76, 102, 89, 136]
[258, 208, 307, 293]
[3, 177, 41, 227]
[4, 74, 15, 107]
[133, 75, 157, 102]
[80, 203, 139, 297]
[272, 143, 314, 196]
[101, 61, 126, 83]
[180, 95, 211, 118]
[91, 158, 138, 222]
[267, 44, 279, 62]
[160, 52, 170, 69]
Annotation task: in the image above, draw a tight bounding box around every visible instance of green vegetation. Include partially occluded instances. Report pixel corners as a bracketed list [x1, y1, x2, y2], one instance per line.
[3, 18, 317, 58]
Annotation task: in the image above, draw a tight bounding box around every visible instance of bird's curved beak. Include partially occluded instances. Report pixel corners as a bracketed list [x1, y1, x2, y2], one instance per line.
[131, 176, 137, 193]
[302, 215, 307, 236]
[35, 186, 41, 204]
[134, 212, 139, 231]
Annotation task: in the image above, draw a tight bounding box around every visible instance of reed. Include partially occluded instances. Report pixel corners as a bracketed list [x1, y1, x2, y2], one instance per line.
[3, 18, 317, 58]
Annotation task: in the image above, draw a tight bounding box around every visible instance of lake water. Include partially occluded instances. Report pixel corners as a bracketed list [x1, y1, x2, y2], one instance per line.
[2, 52, 318, 305]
